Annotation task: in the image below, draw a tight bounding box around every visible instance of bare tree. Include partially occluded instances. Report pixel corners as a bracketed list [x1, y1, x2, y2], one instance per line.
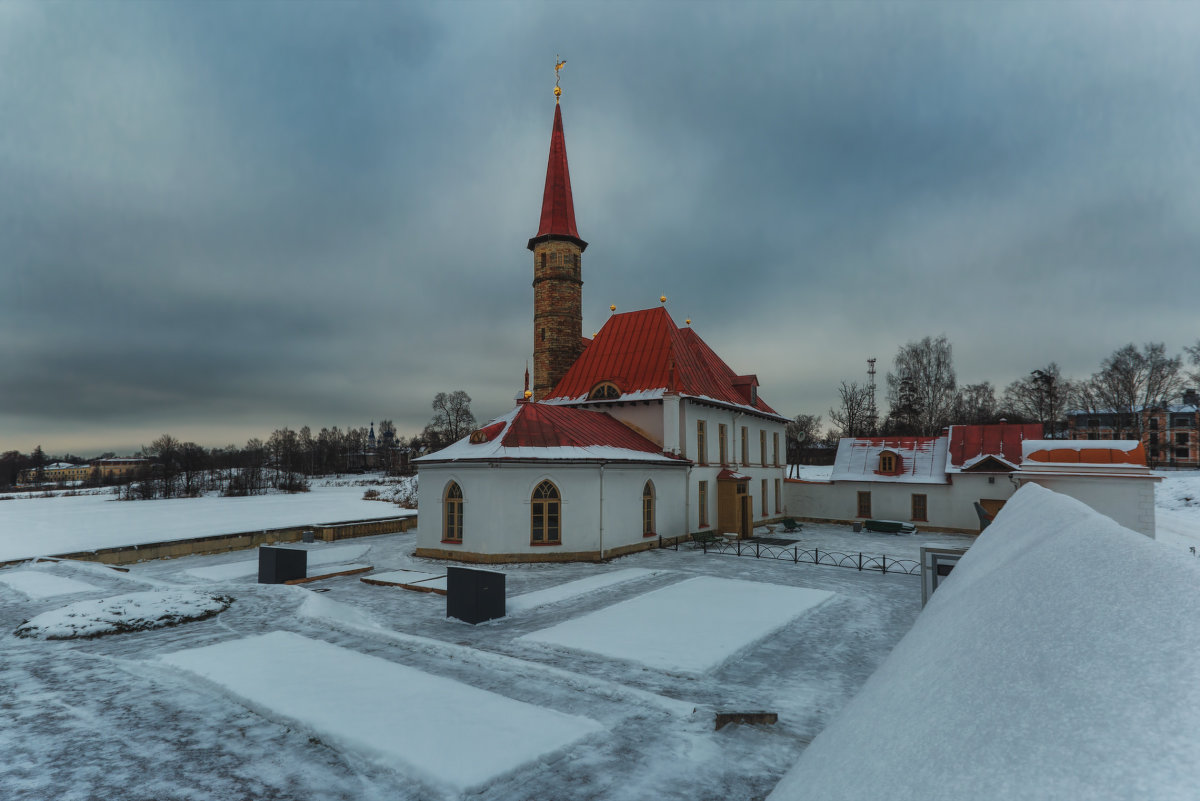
[1185, 340, 1200, 388]
[424, 390, 476, 451]
[828, 381, 875, 438]
[1002, 363, 1075, 437]
[1084, 343, 1183, 440]
[785, 413, 823, 475]
[952, 381, 999, 425]
[885, 335, 957, 435]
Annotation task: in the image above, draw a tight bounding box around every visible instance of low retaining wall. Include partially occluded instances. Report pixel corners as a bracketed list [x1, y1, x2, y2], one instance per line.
[18, 514, 417, 568]
[414, 532, 691, 564]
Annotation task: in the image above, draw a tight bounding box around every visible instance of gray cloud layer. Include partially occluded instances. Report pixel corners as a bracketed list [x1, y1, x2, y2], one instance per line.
[2, 1, 1198, 454]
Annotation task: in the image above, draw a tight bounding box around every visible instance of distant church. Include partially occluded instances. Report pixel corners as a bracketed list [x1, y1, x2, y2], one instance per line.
[415, 78, 788, 562]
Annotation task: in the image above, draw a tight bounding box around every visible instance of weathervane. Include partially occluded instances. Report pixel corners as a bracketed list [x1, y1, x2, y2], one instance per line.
[554, 55, 566, 102]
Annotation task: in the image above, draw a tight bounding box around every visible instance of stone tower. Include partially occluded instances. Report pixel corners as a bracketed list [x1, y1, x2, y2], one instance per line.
[527, 101, 587, 400]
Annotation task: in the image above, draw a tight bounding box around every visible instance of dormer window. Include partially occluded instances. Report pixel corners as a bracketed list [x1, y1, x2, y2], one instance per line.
[588, 381, 621, 401]
[879, 452, 897, 473]
[750, 385, 758, 405]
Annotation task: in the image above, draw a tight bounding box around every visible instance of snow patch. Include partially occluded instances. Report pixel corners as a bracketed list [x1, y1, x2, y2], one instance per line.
[15, 590, 232, 639]
[519, 576, 833, 675]
[0, 569, 98, 599]
[159, 631, 605, 794]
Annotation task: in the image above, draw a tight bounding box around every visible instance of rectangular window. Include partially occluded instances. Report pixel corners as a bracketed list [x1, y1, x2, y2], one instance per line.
[774, 478, 781, 513]
[761, 479, 768, 516]
[857, 491, 871, 518]
[1177, 433, 1189, 446]
[760, 430, 767, 467]
[697, 421, 708, 466]
[1177, 447, 1189, 459]
[741, 427, 749, 465]
[911, 493, 928, 522]
[719, 424, 728, 465]
[773, 432, 780, 467]
[1087, 433, 1099, 440]
[698, 481, 709, 527]
[1150, 418, 1159, 430]
[1150, 433, 1159, 445]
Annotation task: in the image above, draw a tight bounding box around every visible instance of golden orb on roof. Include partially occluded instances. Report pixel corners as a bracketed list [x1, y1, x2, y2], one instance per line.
[524, 389, 532, 399]
[686, 318, 691, 325]
[554, 85, 561, 98]
[660, 295, 667, 303]
[609, 304, 616, 312]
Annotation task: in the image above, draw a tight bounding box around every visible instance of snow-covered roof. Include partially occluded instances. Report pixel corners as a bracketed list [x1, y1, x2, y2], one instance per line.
[830, 437, 949, 484]
[1021, 439, 1142, 460]
[768, 483, 1200, 800]
[944, 423, 1042, 474]
[1018, 440, 1155, 479]
[415, 403, 687, 465]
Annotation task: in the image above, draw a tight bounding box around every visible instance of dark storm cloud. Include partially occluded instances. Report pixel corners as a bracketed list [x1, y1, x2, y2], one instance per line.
[2, 1, 1199, 454]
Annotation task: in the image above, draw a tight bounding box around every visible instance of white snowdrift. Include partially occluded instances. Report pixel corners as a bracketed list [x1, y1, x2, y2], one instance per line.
[768, 483, 1200, 801]
[15, 590, 232, 639]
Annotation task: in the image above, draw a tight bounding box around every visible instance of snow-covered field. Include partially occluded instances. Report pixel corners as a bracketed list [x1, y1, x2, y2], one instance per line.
[0, 472, 1196, 799]
[0, 482, 412, 563]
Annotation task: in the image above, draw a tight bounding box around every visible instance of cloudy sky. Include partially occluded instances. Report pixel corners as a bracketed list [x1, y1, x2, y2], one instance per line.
[3, 1, 1199, 456]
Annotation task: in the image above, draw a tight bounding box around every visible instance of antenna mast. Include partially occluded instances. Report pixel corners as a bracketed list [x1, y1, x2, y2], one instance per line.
[867, 357, 877, 434]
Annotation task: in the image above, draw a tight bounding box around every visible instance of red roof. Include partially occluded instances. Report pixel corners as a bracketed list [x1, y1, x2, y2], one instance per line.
[946, 423, 1044, 471]
[527, 103, 586, 251]
[543, 306, 780, 416]
[501, 402, 665, 453]
[1026, 443, 1148, 466]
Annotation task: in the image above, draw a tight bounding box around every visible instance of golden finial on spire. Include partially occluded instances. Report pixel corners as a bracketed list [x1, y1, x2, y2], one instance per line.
[554, 56, 566, 102]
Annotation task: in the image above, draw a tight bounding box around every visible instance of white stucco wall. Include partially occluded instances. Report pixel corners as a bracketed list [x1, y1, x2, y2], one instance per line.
[784, 475, 1018, 533]
[1016, 475, 1157, 537]
[416, 461, 688, 557]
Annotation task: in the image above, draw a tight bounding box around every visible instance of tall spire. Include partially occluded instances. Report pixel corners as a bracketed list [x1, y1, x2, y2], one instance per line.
[527, 93, 587, 251]
[529, 61, 586, 400]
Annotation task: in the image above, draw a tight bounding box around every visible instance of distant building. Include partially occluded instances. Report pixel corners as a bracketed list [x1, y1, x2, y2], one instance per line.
[18, 457, 151, 485]
[787, 422, 1160, 536]
[1066, 389, 1198, 468]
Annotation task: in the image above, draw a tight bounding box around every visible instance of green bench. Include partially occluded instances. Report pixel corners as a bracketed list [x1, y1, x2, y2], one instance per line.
[692, 531, 723, 547]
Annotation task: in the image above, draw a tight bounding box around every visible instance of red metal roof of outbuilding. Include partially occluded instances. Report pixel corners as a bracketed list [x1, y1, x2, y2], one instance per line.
[542, 306, 781, 417]
[946, 423, 1044, 471]
[501, 402, 666, 453]
[528, 103, 586, 250]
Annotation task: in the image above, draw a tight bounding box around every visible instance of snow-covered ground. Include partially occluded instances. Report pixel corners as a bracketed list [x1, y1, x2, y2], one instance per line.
[0, 526, 922, 800]
[0, 471, 1196, 799]
[0, 482, 412, 563]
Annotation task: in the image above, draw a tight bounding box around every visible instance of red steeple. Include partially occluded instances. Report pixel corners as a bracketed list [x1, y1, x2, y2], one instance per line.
[527, 103, 587, 252]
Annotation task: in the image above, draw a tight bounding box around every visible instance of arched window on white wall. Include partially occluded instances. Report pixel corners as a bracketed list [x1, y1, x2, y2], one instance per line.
[443, 481, 463, 543]
[642, 480, 656, 537]
[531, 480, 561, 544]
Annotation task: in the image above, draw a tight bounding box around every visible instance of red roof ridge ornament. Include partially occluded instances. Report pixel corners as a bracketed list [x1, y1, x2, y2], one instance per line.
[527, 57, 587, 252]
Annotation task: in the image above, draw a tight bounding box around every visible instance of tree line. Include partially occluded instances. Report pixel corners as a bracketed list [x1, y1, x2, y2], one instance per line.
[1, 390, 479, 496]
[787, 336, 1200, 458]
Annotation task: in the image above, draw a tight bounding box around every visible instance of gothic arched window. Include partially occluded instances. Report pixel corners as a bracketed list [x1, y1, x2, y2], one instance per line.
[531, 480, 561, 544]
[642, 480, 656, 537]
[443, 481, 463, 543]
